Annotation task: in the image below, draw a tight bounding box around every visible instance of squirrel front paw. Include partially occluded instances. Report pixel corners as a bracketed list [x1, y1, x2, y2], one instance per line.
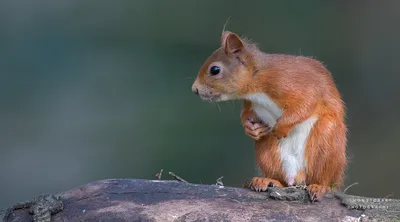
[249, 177, 284, 192]
[243, 118, 270, 141]
[271, 125, 290, 139]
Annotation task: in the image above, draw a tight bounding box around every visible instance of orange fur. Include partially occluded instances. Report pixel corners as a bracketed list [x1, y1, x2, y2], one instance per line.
[192, 31, 347, 202]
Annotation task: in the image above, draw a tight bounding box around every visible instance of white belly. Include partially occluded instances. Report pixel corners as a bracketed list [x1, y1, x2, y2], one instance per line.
[245, 93, 282, 127]
[279, 116, 317, 185]
[244, 93, 317, 185]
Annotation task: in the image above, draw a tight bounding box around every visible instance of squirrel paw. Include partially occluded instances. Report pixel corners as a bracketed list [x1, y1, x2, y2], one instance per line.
[244, 118, 270, 141]
[249, 177, 284, 192]
[306, 184, 331, 202]
[271, 125, 290, 139]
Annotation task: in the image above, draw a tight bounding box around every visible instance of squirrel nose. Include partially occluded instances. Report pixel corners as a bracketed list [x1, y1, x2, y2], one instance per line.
[193, 88, 199, 95]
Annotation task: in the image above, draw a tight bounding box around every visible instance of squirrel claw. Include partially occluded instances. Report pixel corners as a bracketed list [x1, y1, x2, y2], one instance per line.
[306, 184, 330, 203]
[311, 193, 318, 203]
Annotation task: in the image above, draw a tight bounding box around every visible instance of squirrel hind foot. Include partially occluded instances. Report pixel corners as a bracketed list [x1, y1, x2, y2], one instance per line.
[306, 184, 331, 202]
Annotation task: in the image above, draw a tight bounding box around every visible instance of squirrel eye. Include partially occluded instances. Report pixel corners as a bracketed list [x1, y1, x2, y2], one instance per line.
[209, 66, 221, 75]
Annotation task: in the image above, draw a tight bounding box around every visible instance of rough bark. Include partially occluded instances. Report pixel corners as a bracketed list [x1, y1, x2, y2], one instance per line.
[2, 179, 400, 222]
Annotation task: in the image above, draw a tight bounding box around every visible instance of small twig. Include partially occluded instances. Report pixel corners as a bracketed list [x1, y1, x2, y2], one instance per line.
[216, 176, 224, 186]
[384, 193, 394, 199]
[169, 172, 188, 183]
[155, 169, 163, 180]
[343, 182, 359, 193]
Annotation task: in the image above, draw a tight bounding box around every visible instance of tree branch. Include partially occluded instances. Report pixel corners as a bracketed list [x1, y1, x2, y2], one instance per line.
[2, 179, 399, 222]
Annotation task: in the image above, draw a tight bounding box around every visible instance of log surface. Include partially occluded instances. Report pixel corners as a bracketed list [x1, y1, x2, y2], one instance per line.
[2, 179, 399, 222]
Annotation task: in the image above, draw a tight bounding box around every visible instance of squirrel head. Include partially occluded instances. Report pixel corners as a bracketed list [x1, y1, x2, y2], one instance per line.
[191, 31, 258, 102]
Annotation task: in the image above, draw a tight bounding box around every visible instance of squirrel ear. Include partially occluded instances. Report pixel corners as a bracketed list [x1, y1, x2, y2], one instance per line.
[221, 31, 244, 54]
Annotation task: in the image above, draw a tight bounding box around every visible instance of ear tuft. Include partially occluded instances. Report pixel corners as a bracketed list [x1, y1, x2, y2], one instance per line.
[221, 31, 244, 54]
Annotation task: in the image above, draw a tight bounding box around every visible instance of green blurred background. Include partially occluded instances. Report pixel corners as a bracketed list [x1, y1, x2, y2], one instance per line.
[1, 1, 399, 209]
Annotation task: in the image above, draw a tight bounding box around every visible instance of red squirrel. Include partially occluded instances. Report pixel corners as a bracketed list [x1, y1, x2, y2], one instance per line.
[191, 31, 347, 202]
